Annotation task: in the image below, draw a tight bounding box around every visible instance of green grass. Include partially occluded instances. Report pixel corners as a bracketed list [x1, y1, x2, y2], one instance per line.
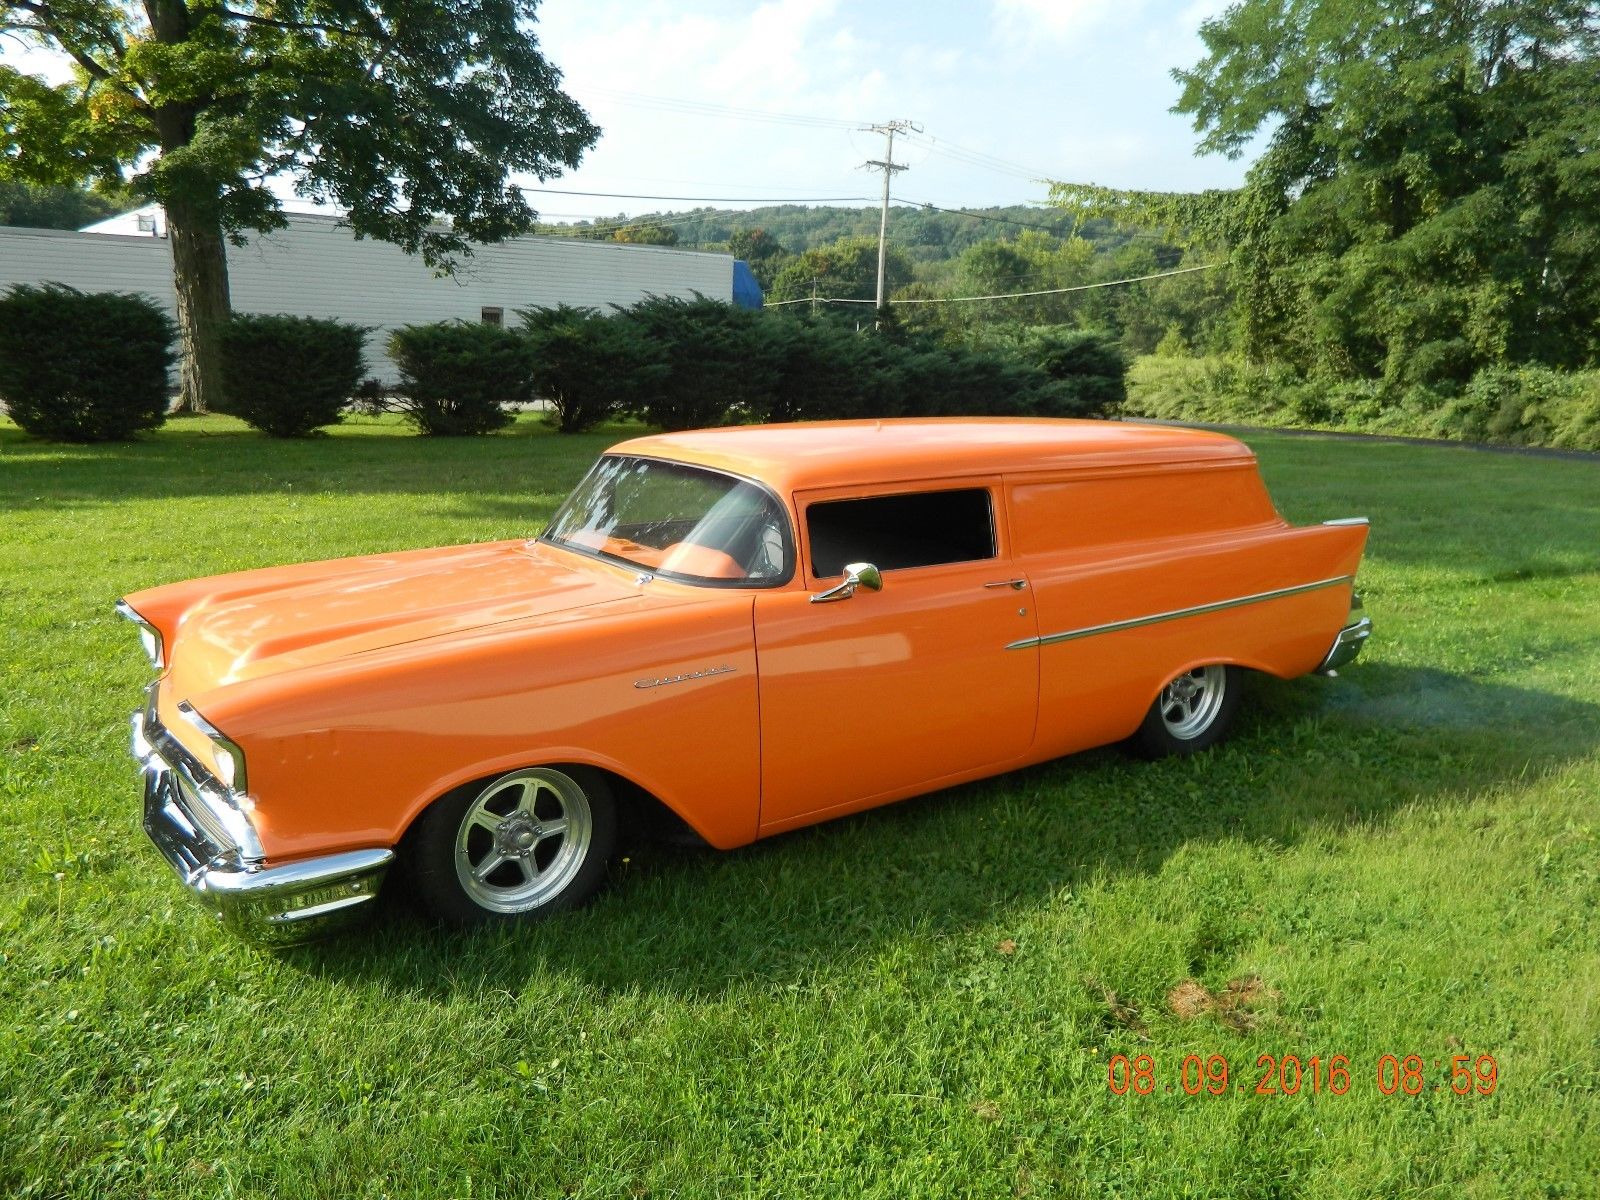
[2, 413, 1598, 1199]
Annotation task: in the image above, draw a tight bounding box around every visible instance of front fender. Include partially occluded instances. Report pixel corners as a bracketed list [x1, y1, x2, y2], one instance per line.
[192, 594, 762, 861]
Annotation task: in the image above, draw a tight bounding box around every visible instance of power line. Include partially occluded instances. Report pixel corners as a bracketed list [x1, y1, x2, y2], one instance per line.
[520, 185, 874, 204]
[577, 86, 861, 131]
[765, 263, 1219, 307]
[899, 131, 1058, 183]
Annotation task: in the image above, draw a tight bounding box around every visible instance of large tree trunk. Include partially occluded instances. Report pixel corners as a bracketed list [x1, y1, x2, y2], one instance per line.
[165, 195, 232, 415]
[148, 0, 230, 416]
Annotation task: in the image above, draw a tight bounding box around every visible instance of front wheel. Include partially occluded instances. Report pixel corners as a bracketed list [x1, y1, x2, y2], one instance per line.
[1131, 665, 1242, 760]
[406, 765, 617, 925]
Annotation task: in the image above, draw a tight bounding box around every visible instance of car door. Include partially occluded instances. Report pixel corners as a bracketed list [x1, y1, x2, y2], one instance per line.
[753, 479, 1040, 832]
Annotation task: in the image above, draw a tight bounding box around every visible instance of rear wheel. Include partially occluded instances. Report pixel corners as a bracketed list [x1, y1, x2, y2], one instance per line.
[407, 766, 617, 925]
[1131, 665, 1242, 759]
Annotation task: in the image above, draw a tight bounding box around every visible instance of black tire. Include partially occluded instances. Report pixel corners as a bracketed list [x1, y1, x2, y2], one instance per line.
[405, 765, 617, 926]
[1131, 664, 1243, 760]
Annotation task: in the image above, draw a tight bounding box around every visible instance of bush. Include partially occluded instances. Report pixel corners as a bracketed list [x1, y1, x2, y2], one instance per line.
[1125, 355, 1600, 451]
[745, 317, 881, 423]
[520, 305, 665, 433]
[617, 295, 775, 431]
[1125, 356, 1309, 426]
[1006, 328, 1126, 419]
[350, 377, 391, 416]
[1428, 366, 1600, 450]
[217, 314, 367, 437]
[0, 283, 175, 442]
[894, 344, 1039, 418]
[388, 322, 534, 436]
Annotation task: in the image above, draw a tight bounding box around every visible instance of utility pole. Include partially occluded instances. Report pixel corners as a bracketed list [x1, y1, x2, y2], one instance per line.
[860, 120, 920, 312]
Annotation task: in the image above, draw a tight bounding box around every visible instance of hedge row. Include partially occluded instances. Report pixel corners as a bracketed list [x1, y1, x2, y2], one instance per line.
[0, 285, 1126, 442]
[0, 286, 372, 441]
[396, 296, 1127, 436]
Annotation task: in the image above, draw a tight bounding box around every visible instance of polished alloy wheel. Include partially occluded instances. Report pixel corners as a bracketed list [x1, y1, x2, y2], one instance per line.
[453, 767, 593, 913]
[1158, 665, 1228, 739]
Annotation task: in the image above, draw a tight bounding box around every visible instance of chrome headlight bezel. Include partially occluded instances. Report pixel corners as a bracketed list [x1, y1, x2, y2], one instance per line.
[177, 700, 249, 795]
[115, 600, 165, 669]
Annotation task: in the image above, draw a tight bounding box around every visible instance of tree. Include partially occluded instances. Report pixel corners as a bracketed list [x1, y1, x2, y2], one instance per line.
[1157, 0, 1600, 384]
[766, 235, 912, 308]
[727, 226, 789, 289]
[1, 1, 598, 412]
[0, 180, 131, 228]
[612, 222, 678, 245]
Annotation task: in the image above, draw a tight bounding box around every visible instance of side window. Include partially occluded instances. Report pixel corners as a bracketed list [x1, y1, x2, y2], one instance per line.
[807, 488, 995, 578]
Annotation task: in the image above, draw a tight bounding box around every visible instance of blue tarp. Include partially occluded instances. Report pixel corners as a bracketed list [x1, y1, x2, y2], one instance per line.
[732, 260, 764, 309]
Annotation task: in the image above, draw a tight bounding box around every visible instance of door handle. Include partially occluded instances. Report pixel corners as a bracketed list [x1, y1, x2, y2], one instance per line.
[984, 579, 1028, 590]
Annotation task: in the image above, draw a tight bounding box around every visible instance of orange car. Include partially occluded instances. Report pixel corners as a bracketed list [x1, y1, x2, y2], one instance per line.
[120, 419, 1371, 941]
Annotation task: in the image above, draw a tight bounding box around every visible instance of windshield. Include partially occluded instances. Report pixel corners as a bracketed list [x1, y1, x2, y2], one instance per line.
[541, 456, 792, 586]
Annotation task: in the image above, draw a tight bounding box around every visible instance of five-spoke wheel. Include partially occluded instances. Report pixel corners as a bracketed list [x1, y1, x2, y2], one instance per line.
[1132, 664, 1242, 759]
[406, 765, 616, 924]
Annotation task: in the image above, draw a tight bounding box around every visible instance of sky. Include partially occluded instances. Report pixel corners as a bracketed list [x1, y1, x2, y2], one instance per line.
[526, 0, 1251, 221]
[0, 0, 1253, 222]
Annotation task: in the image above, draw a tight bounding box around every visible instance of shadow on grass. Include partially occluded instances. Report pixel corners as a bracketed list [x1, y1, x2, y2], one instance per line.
[0, 418, 627, 510]
[282, 663, 1600, 1000]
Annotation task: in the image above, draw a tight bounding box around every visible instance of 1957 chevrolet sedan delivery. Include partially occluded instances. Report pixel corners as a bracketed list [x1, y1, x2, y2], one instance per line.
[119, 419, 1371, 941]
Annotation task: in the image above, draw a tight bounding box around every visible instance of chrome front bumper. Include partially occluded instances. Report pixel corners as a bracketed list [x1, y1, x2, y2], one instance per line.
[1315, 594, 1373, 675]
[132, 703, 392, 944]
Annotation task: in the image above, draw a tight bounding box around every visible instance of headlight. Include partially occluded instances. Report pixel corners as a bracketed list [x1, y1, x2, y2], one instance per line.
[177, 701, 248, 794]
[114, 600, 165, 669]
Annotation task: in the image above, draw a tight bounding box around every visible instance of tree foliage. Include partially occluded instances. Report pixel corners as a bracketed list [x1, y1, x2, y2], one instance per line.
[727, 226, 791, 289]
[766, 235, 914, 305]
[2, 0, 599, 261]
[1, 0, 598, 411]
[612, 223, 678, 245]
[1137, 0, 1600, 385]
[0, 180, 132, 228]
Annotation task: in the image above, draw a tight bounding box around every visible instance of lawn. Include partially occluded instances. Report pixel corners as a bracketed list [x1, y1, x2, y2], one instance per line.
[2, 413, 1598, 1199]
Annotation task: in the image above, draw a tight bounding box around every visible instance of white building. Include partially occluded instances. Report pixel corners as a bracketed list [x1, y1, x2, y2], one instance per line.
[0, 206, 743, 382]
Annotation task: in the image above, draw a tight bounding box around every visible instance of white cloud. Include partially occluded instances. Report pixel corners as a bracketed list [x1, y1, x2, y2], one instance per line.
[991, 0, 1130, 44]
[529, 0, 900, 214]
[543, 0, 876, 121]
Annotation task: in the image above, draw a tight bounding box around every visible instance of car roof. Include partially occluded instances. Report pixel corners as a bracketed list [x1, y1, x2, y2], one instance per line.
[609, 418, 1254, 493]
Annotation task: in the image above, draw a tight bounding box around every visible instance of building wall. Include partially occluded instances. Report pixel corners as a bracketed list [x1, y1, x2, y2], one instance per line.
[0, 212, 736, 382]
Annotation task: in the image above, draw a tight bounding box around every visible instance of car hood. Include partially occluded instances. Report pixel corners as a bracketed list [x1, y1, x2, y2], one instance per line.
[166, 540, 645, 687]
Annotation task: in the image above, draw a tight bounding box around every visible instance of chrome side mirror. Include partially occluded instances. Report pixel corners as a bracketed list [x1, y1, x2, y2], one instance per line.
[809, 561, 883, 604]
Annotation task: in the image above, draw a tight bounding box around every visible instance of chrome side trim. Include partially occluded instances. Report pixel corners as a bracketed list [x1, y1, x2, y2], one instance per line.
[1322, 517, 1369, 527]
[635, 664, 737, 689]
[1005, 575, 1355, 651]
